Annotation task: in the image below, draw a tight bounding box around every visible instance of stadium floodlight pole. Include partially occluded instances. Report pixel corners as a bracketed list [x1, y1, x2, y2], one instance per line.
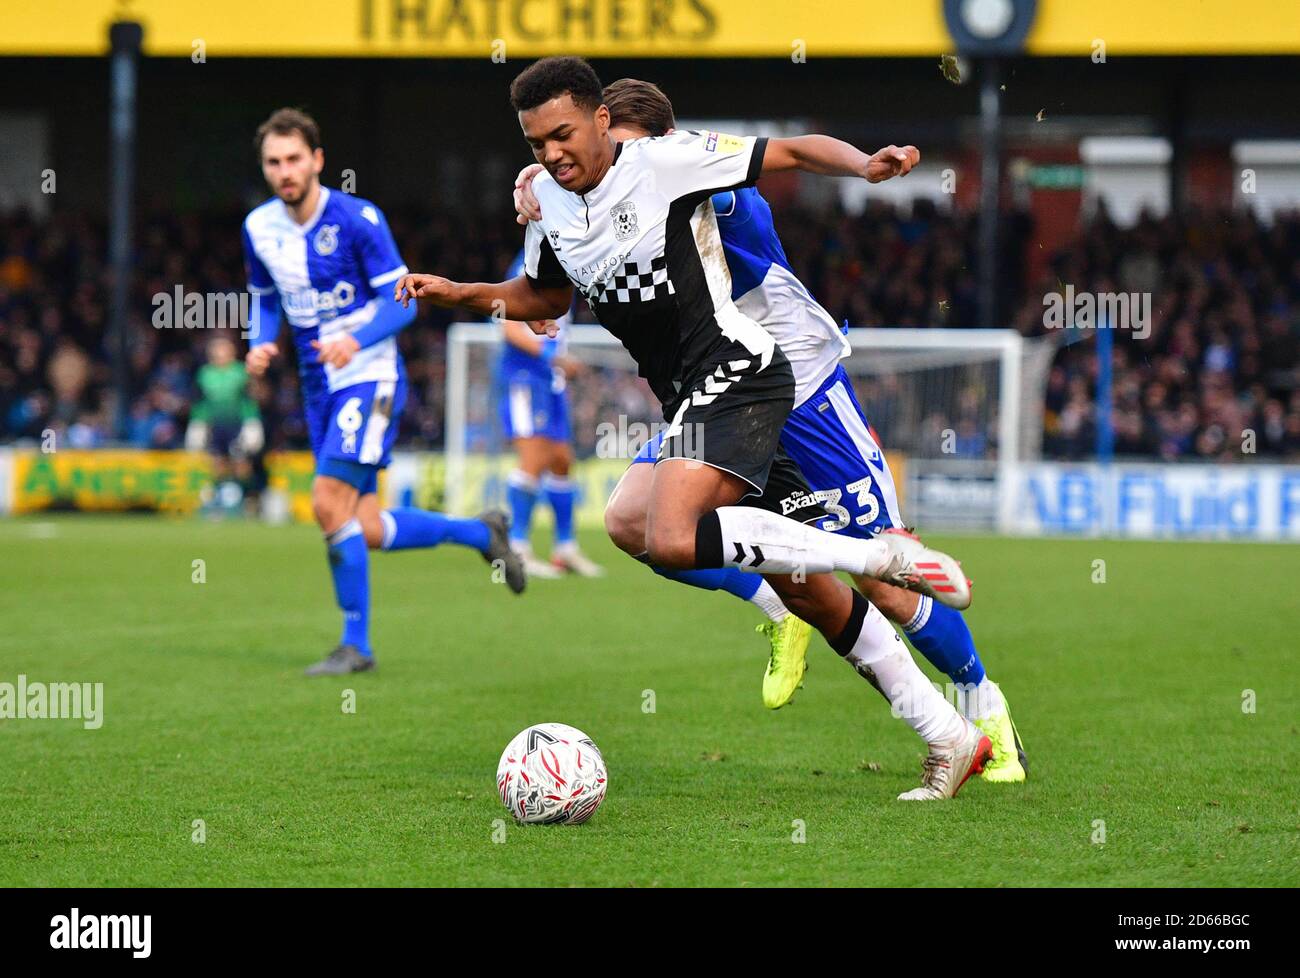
[977, 57, 1001, 327]
[108, 21, 143, 441]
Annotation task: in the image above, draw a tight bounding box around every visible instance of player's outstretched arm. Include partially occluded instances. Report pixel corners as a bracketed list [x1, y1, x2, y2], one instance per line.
[762, 135, 919, 183]
[395, 273, 572, 328]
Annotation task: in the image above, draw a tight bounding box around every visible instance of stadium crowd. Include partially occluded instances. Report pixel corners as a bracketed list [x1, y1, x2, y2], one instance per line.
[1, 200, 1297, 461]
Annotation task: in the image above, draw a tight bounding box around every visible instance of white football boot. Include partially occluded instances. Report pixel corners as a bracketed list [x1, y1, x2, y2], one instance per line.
[550, 543, 605, 578]
[512, 542, 563, 579]
[897, 721, 993, 801]
[873, 528, 972, 610]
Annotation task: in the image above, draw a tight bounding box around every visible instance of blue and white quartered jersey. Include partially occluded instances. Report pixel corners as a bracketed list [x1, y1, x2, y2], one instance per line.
[242, 186, 408, 399]
[709, 186, 849, 406]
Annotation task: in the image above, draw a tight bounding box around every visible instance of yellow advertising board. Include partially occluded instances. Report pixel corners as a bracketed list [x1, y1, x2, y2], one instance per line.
[405, 451, 628, 525]
[404, 451, 906, 525]
[11, 449, 213, 514]
[5, 446, 904, 527]
[263, 450, 321, 523]
[6, 0, 1297, 57]
[9, 449, 324, 519]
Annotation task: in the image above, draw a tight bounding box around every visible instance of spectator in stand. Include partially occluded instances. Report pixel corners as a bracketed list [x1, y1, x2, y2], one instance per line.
[0, 204, 1296, 462]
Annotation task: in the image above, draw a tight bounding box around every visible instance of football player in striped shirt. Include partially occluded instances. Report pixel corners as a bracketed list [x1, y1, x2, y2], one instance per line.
[241, 108, 524, 676]
[512, 79, 1025, 783]
[396, 59, 992, 800]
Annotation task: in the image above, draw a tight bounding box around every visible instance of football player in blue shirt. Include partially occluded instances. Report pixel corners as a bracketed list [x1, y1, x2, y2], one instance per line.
[496, 250, 603, 578]
[241, 108, 524, 676]
[513, 80, 1025, 783]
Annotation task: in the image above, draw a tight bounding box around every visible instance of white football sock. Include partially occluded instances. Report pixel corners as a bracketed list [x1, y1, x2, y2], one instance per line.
[842, 601, 966, 745]
[964, 677, 1006, 721]
[713, 506, 889, 576]
[749, 579, 788, 622]
[508, 468, 540, 492]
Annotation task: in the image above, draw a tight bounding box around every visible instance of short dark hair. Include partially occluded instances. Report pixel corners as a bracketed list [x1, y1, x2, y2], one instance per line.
[603, 78, 676, 136]
[510, 57, 604, 113]
[254, 107, 321, 157]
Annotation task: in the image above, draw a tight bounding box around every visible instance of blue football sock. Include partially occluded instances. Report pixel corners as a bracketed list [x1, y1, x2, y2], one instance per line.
[902, 595, 985, 687]
[543, 474, 577, 545]
[325, 519, 371, 656]
[380, 508, 490, 553]
[652, 565, 762, 602]
[506, 470, 540, 546]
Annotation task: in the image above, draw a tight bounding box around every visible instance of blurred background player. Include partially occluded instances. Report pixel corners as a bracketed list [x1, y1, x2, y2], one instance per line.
[185, 334, 265, 515]
[242, 108, 524, 676]
[516, 78, 1025, 782]
[496, 250, 603, 578]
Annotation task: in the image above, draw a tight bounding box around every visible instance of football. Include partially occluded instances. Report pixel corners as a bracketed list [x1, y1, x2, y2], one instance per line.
[496, 722, 608, 825]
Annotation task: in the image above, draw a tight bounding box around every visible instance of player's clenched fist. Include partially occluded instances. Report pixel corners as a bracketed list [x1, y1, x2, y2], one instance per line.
[865, 145, 920, 183]
[245, 343, 278, 377]
[394, 273, 460, 308]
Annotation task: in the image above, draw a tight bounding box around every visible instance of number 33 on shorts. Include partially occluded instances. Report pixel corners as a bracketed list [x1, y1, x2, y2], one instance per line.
[815, 476, 890, 536]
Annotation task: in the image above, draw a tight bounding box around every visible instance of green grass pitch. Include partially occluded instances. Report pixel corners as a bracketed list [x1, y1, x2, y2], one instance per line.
[1, 514, 1296, 887]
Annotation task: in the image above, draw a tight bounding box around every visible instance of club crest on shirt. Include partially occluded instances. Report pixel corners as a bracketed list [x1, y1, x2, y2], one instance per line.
[610, 200, 639, 242]
[313, 223, 340, 256]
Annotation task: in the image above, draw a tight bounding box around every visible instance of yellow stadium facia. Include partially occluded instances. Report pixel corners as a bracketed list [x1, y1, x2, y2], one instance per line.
[7, 0, 1299, 57]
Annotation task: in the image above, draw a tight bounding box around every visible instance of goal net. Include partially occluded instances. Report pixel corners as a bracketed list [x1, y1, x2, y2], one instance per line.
[443, 323, 1050, 532]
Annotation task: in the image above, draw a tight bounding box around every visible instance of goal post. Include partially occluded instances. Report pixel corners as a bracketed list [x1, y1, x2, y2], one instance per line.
[837, 328, 1026, 533]
[443, 323, 648, 520]
[443, 323, 1045, 532]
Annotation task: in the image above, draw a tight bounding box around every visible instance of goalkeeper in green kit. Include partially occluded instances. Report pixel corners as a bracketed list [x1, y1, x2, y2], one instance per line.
[186, 335, 265, 511]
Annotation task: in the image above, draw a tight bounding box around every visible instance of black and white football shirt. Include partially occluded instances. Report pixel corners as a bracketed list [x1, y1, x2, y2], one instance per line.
[523, 131, 777, 409]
